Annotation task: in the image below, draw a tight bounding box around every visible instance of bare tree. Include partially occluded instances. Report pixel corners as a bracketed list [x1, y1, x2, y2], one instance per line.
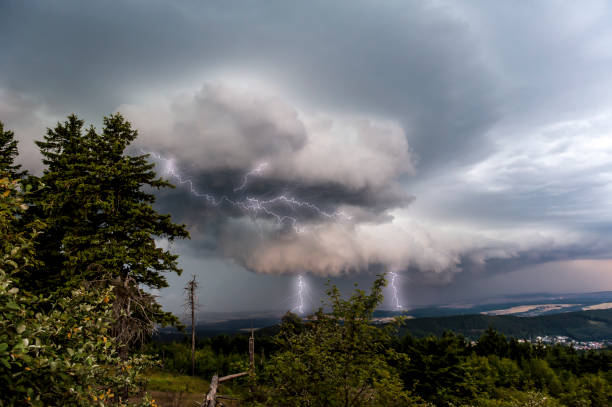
[84, 267, 160, 400]
[184, 275, 198, 376]
[84, 266, 157, 353]
[110, 276, 157, 352]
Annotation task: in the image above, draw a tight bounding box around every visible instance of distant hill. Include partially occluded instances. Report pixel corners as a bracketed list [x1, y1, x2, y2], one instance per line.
[154, 292, 612, 342]
[154, 317, 282, 342]
[398, 309, 612, 341]
[384, 290, 612, 318]
[154, 308, 612, 342]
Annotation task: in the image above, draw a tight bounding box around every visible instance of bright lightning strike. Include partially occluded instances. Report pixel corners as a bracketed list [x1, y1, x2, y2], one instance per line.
[389, 272, 403, 310]
[142, 150, 351, 232]
[234, 162, 269, 192]
[295, 275, 306, 314]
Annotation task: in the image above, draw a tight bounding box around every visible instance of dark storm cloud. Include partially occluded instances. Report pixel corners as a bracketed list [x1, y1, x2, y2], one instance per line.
[160, 171, 413, 222]
[2, 1, 612, 308]
[124, 83, 423, 275]
[124, 82, 415, 220]
[123, 83, 579, 278]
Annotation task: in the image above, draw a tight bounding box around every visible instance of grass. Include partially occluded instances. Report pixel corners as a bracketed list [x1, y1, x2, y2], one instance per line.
[142, 370, 243, 406]
[145, 370, 210, 394]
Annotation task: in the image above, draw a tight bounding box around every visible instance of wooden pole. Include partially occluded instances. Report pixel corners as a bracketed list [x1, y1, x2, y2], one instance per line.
[191, 278, 195, 376]
[200, 327, 255, 405]
[249, 329, 255, 373]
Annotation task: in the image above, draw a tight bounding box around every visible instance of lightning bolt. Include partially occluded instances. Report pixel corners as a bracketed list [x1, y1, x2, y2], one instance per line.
[142, 150, 351, 232]
[234, 162, 269, 192]
[295, 274, 306, 314]
[389, 272, 403, 310]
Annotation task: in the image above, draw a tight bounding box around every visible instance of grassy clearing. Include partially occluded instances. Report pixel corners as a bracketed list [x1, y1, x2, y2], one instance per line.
[142, 370, 244, 406]
[145, 370, 210, 394]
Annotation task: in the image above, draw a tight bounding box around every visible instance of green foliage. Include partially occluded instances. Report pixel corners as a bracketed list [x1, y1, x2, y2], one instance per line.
[145, 370, 210, 393]
[0, 122, 25, 178]
[397, 329, 612, 406]
[0, 177, 41, 279]
[147, 282, 610, 406]
[147, 341, 247, 378]
[0, 272, 156, 406]
[31, 114, 188, 297]
[470, 389, 564, 407]
[262, 275, 413, 407]
[0, 175, 156, 406]
[18, 113, 190, 352]
[398, 332, 476, 404]
[476, 327, 509, 358]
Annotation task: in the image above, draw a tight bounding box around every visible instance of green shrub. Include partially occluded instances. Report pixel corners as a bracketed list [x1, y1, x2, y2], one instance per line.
[0, 175, 155, 406]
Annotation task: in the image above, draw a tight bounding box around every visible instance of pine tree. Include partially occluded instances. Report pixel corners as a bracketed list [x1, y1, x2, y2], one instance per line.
[0, 121, 25, 178]
[31, 114, 189, 327]
[27, 115, 90, 291]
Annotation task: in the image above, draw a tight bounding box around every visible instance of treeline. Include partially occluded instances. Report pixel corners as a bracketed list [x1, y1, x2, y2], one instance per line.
[397, 309, 612, 341]
[152, 329, 612, 406]
[395, 329, 610, 406]
[149, 278, 611, 407]
[0, 116, 188, 406]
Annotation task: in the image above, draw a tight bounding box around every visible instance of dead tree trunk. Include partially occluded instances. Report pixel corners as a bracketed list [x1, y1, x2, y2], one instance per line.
[249, 329, 255, 373]
[184, 275, 198, 376]
[203, 374, 219, 407]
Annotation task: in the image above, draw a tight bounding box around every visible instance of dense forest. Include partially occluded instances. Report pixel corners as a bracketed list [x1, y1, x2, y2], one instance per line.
[1, 116, 610, 406]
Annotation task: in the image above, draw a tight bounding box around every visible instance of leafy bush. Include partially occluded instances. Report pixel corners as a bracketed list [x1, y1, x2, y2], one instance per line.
[0, 273, 157, 406]
[262, 276, 414, 407]
[0, 174, 155, 406]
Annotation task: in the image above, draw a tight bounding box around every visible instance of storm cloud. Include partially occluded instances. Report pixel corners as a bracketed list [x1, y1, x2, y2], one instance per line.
[2, 0, 612, 309]
[118, 83, 601, 278]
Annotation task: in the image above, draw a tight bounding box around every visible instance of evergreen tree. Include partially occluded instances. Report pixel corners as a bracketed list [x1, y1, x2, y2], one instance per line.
[27, 115, 90, 291]
[0, 121, 25, 178]
[31, 113, 189, 326]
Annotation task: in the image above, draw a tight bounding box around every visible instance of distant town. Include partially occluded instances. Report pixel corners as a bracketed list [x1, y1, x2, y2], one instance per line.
[520, 336, 609, 350]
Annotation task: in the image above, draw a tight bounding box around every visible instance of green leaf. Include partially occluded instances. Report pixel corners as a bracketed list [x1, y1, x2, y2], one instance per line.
[0, 358, 9, 369]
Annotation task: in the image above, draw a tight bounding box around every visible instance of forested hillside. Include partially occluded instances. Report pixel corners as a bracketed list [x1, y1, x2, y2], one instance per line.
[399, 309, 612, 340]
[149, 281, 612, 407]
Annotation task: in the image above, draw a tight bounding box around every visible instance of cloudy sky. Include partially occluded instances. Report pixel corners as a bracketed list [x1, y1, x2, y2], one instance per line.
[2, 0, 612, 314]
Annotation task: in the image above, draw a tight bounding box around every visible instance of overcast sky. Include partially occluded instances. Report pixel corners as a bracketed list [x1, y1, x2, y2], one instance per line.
[2, 0, 612, 315]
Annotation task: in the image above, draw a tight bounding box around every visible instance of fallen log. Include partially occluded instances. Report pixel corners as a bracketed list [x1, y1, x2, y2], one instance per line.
[219, 371, 248, 382]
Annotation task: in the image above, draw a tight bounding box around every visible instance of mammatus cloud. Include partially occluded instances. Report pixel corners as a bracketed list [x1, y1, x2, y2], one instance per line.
[120, 84, 598, 277]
